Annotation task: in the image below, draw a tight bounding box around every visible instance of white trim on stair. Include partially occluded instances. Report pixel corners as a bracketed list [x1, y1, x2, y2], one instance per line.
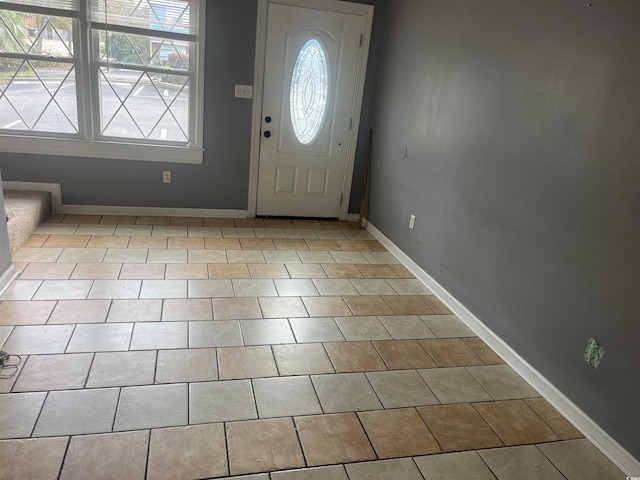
[2, 181, 62, 211]
[365, 219, 640, 476]
[0, 264, 18, 298]
[56, 204, 248, 218]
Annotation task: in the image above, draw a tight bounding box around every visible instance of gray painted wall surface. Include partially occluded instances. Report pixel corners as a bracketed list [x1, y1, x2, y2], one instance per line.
[369, 0, 640, 458]
[0, 0, 386, 214]
[0, 170, 12, 276]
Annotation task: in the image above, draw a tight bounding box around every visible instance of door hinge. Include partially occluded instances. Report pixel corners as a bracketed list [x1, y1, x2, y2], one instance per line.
[360, 34, 363, 47]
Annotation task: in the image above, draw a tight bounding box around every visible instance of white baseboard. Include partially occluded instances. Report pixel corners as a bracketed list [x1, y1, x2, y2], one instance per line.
[2, 181, 62, 211]
[366, 220, 640, 476]
[55, 204, 248, 219]
[0, 264, 17, 298]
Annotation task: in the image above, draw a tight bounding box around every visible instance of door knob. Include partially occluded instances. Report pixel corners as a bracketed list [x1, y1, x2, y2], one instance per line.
[264, 131, 271, 138]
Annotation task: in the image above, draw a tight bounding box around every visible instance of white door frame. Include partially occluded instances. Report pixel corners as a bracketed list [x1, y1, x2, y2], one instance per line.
[248, 0, 374, 220]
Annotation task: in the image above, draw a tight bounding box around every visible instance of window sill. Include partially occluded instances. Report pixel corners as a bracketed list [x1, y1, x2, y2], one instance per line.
[0, 135, 204, 164]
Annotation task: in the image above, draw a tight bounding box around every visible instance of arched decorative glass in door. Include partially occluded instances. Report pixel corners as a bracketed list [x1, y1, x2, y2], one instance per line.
[289, 38, 329, 145]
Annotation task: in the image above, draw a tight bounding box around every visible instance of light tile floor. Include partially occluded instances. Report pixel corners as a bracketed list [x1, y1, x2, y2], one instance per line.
[0, 215, 627, 479]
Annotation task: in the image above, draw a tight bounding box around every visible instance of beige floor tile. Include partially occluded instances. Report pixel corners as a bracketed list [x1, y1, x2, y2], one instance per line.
[148, 424, 228, 480]
[335, 240, 370, 251]
[60, 431, 148, 480]
[355, 264, 399, 278]
[335, 316, 391, 341]
[209, 263, 250, 278]
[100, 215, 137, 225]
[302, 297, 352, 317]
[222, 227, 256, 238]
[107, 299, 162, 322]
[205, 238, 241, 249]
[295, 413, 376, 466]
[23, 234, 49, 247]
[165, 263, 209, 279]
[324, 341, 387, 373]
[86, 351, 156, 388]
[474, 400, 560, 446]
[113, 225, 152, 237]
[218, 346, 278, 379]
[213, 297, 262, 320]
[537, 438, 627, 479]
[189, 380, 257, 423]
[463, 337, 505, 364]
[0, 301, 56, 325]
[248, 264, 290, 279]
[377, 315, 436, 339]
[289, 317, 345, 343]
[364, 240, 386, 251]
[76, 225, 117, 236]
[418, 404, 503, 452]
[86, 235, 130, 248]
[285, 228, 317, 239]
[253, 376, 322, 418]
[71, 263, 122, 280]
[422, 295, 452, 314]
[43, 235, 90, 248]
[418, 367, 493, 404]
[156, 348, 217, 383]
[228, 250, 265, 264]
[286, 264, 326, 278]
[420, 314, 475, 338]
[313, 279, 359, 296]
[44, 214, 65, 223]
[259, 297, 308, 318]
[13, 247, 63, 263]
[478, 445, 566, 480]
[162, 298, 213, 321]
[466, 365, 539, 400]
[119, 263, 165, 280]
[240, 318, 293, 346]
[311, 372, 382, 413]
[321, 264, 363, 279]
[264, 250, 301, 263]
[293, 220, 322, 229]
[420, 338, 485, 367]
[274, 239, 308, 250]
[343, 296, 394, 316]
[273, 343, 334, 375]
[359, 408, 441, 458]
[152, 227, 189, 238]
[264, 218, 294, 228]
[62, 214, 102, 224]
[241, 238, 276, 250]
[167, 237, 205, 249]
[366, 370, 438, 408]
[525, 398, 583, 440]
[0, 437, 68, 480]
[373, 340, 437, 369]
[187, 227, 223, 238]
[235, 218, 266, 228]
[319, 220, 351, 230]
[203, 217, 235, 227]
[13, 353, 93, 392]
[383, 296, 435, 315]
[139, 279, 187, 299]
[414, 451, 497, 480]
[170, 216, 204, 226]
[227, 418, 304, 475]
[273, 279, 319, 296]
[48, 299, 111, 324]
[272, 465, 349, 480]
[19, 262, 76, 280]
[136, 216, 170, 225]
[305, 239, 340, 250]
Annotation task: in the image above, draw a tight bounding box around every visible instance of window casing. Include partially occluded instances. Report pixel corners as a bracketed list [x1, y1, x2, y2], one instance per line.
[0, 0, 205, 163]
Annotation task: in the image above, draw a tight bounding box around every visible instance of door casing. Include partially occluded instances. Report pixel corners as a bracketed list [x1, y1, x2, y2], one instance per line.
[248, 0, 374, 220]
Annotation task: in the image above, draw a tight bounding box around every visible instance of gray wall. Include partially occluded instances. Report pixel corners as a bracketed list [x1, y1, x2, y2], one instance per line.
[369, 0, 640, 458]
[0, 170, 12, 277]
[0, 0, 386, 214]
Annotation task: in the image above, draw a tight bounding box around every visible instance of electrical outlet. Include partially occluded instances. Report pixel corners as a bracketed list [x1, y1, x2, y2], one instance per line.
[584, 337, 604, 368]
[162, 171, 171, 183]
[234, 84, 253, 99]
[409, 214, 416, 230]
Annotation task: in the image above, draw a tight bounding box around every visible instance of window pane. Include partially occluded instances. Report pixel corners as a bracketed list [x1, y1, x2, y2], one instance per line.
[290, 38, 329, 145]
[0, 11, 73, 57]
[99, 67, 188, 142]
[98, 30, 189, 70]
[0, 61, 77, 132]
[90, 0, 195, 36]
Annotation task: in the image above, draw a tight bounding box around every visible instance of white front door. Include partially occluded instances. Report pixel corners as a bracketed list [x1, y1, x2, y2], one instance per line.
[255, 0, 373, 218]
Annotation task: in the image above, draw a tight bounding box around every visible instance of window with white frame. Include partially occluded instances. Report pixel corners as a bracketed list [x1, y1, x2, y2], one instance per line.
[0, 0, 204, 163]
